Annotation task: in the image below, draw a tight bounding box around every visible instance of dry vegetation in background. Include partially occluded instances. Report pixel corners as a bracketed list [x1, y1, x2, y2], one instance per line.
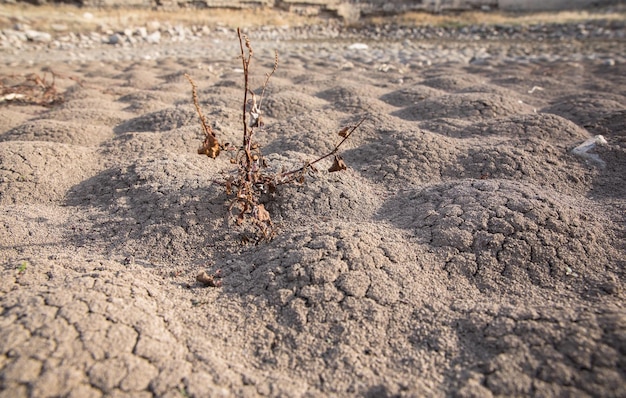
[365, 8, 626, 27]
[186, 29, 364, 242]
[1, 3, 624, 34]
[0, 70, 76, 106]
[0, 4, 317, 33]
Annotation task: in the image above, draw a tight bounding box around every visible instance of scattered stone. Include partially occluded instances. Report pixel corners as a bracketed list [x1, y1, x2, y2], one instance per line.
[25, 30, 52, 43]
[0, 19, 623, 66]
[146, 31, 161, 44]
[107, 33, 122, 45]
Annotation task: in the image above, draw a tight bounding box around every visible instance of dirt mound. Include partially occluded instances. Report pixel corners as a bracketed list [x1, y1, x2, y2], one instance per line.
[420, 73, 486, 91]
[448, 139, 595, 194]
[454, 112, 590, 142]
[590, 109, 626, 138]
[223, 223, 441, 396]
[263, 108, 350, 155]
[114, 106, 198, 133]
[393, 92, 535, 122]
[543, 92, 626, 127]
[66, 156, 225, 262]
[266, 168, 383, 225]
[262, 90, 328, 120]
[379, 84, 445, 107]
[347, 128, 459, 187]
[0, 108, 33, 132]
[316, 84, 389, 113]
[452, 301, 626, 397]
[0, 141, 101, 204]
[44, 106, 133, 126]
[106, 126, 202, 158]
[0, 256, 210, 397]
[380, 179, 619, 294]
[2, 119, 112, 146]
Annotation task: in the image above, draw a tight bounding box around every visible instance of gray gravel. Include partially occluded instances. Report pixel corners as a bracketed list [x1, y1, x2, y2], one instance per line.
[1, 19, 624, 66]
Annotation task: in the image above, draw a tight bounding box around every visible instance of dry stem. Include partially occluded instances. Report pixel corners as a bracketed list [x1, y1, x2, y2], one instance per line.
[184, 73, 221, 158]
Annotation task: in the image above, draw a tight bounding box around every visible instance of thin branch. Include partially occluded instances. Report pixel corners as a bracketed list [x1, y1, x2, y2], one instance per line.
[257, 50, 278, 113]
[281, 117, 367, 179]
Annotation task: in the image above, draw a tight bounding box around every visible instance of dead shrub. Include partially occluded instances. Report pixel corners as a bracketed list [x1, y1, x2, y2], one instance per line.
[186, 28, 365, 242]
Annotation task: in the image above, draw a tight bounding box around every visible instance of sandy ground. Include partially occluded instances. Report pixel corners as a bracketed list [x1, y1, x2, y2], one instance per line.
[1, 14, 625, 398]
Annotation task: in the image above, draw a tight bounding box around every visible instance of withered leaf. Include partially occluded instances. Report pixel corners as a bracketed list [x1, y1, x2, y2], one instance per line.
[328, 155, 347, 172]
[256, 204, 271, 223]
[337, 126, 350, 137]
[198, 135, 220, 158]
[196, 271, 221, 287]
[225, 177, 234, 195]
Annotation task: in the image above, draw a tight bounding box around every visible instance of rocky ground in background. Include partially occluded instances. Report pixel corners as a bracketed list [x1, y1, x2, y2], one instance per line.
[1, 18, 625, 66]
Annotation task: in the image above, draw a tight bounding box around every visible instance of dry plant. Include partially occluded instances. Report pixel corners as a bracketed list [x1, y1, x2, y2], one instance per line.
[0, 4, 317, 33]
[0, 72, 67, 106]
[185, 28, 365, 242]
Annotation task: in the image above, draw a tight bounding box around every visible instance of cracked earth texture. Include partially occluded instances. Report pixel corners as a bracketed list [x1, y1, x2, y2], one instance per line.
[1, 28, 625, 398]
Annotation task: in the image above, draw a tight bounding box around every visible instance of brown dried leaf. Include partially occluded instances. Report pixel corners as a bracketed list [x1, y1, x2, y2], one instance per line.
[337, 126, 350, 137]
[256, 204, 271, 223]
[198, 135, 220, 158]
[225, 177, 234, 195]
[328, 155, 347, 172]
[196, 271, 221, 287]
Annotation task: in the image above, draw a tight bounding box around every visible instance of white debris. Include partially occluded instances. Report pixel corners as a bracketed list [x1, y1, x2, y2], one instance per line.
[572, 135, 608, 167]
[0, 93, 26, 103]
[348, 43, 368, 51]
